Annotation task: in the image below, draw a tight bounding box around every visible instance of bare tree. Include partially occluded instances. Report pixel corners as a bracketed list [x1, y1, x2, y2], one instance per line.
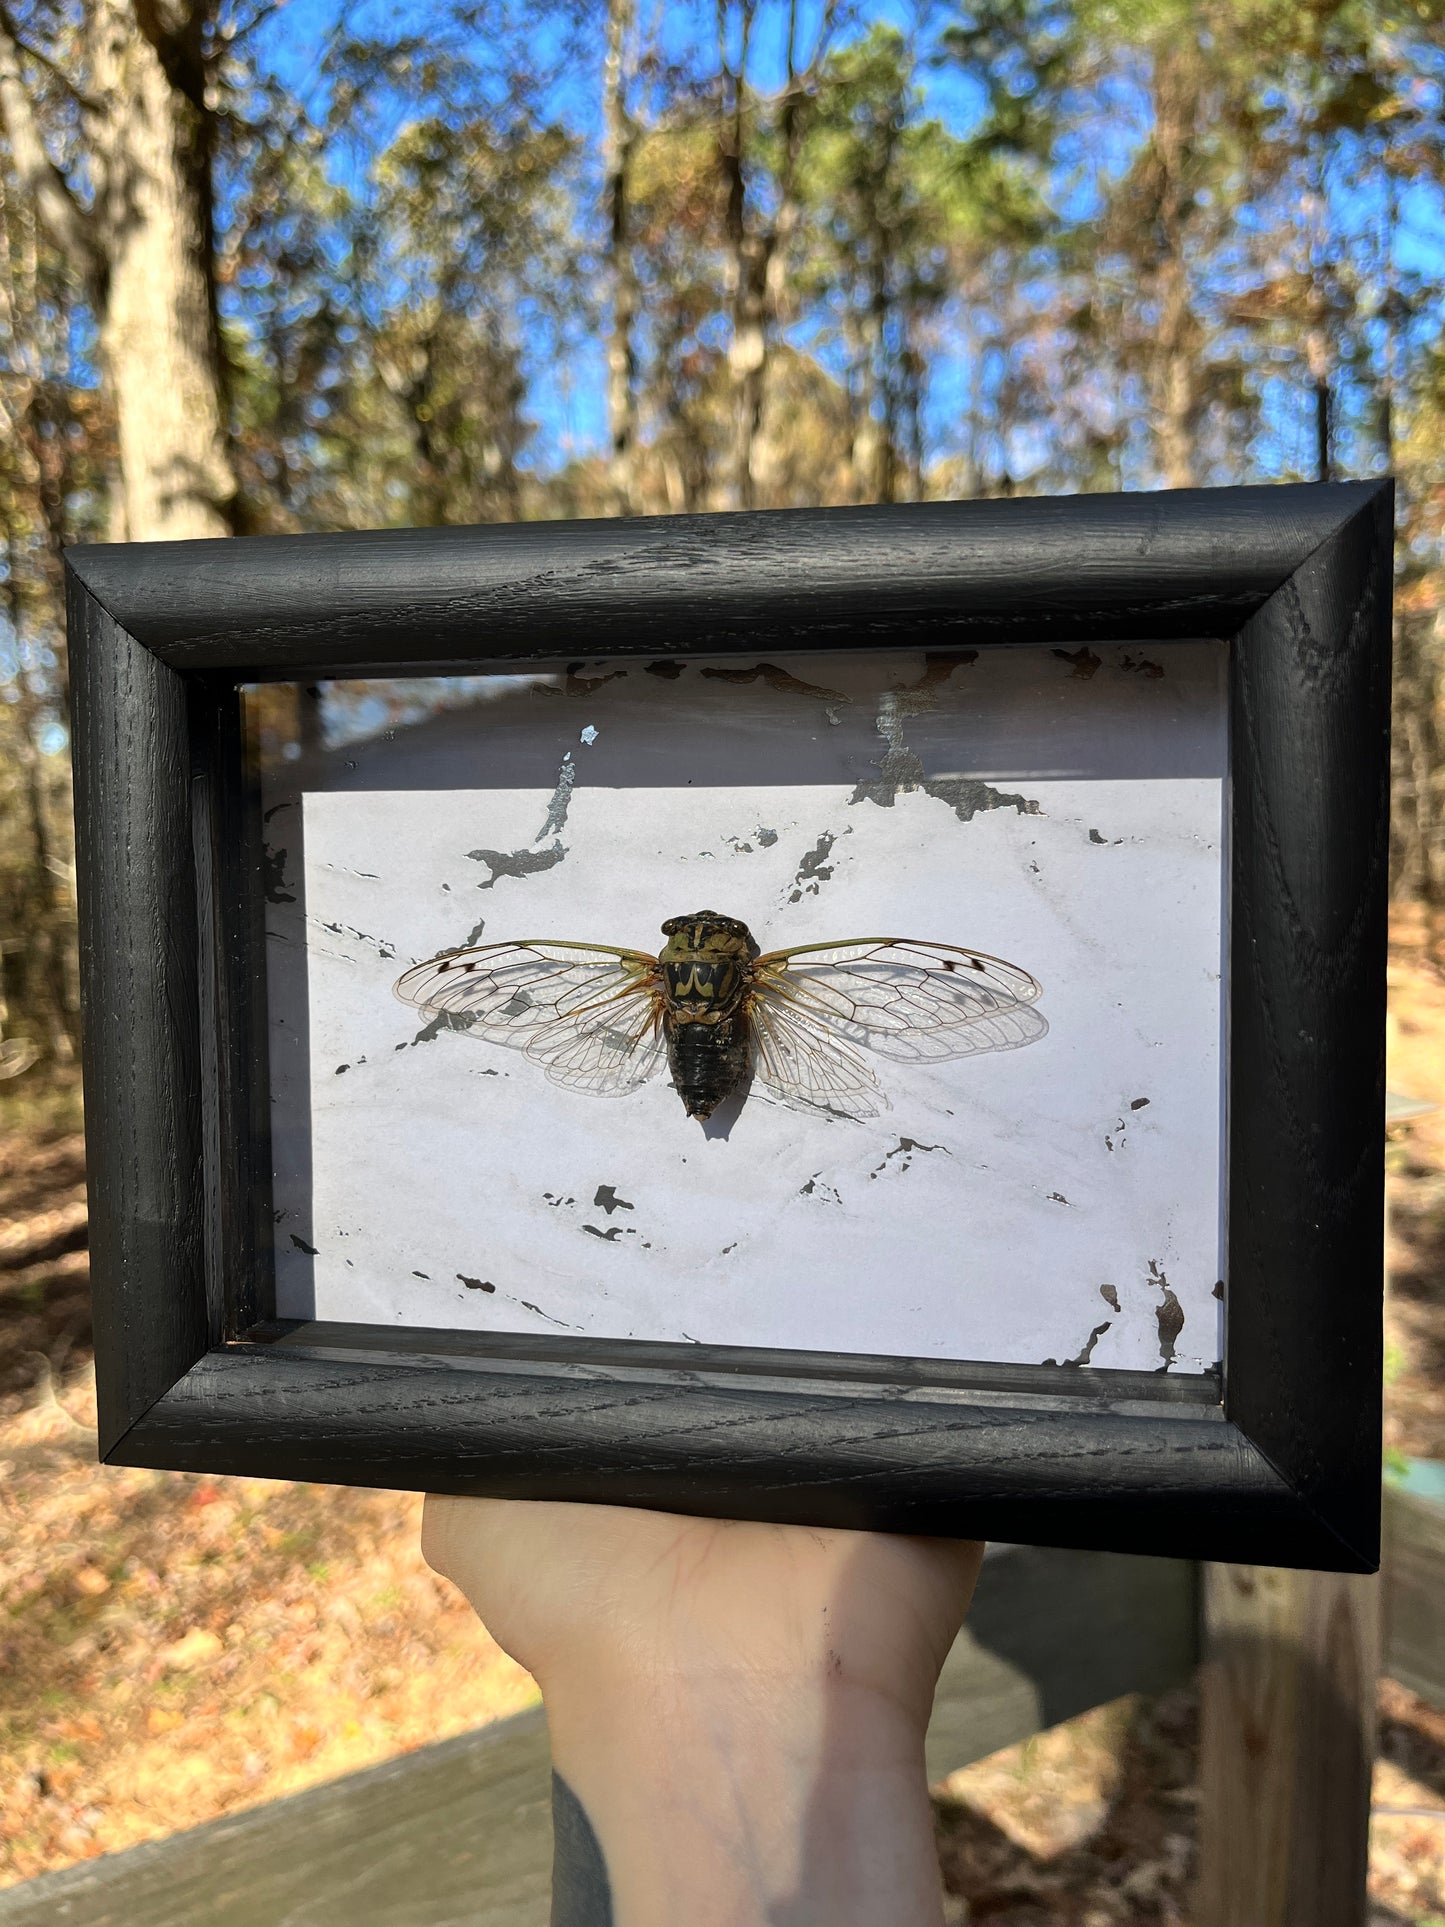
[602, 0, 640, 512]
[1148, 43, 1203, 491]
[715, 0, 839, 509]
[0, 0, 235, 541]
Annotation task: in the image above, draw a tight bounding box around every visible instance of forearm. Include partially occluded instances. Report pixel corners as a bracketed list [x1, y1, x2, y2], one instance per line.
[544, 1658, 947, 1926]
[419, 1498, 980, 1925]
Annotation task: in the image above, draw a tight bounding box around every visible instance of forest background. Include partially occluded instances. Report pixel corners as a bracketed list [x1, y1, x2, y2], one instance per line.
[0, 0, 1443, 1057]
[2, 0, 1445, 1909]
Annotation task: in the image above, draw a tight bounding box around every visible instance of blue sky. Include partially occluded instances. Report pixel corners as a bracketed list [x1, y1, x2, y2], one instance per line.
[243, 0, 1445, 489]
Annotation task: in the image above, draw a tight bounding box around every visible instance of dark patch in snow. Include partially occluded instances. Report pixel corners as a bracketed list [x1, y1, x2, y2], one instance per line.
[468, 841, 567, 889]
[262, 844, 295, 904]
[850, 689, 1039, 822]
[1053, 645, 1101, 680]
[799, 1174, 841, 1204]
[1055, 1320, 1112, 1367]
[519, 1299, 582, 1329]
[458, 1274, 496, 1292]
[400, 1011, 476, 1048]
[1148, 1260, 1185, 1370]
[316, 917, 395, 959]
[289, 1234, 318, 1255]
[903, 651, 978, 693]
[869, 1137, 948, 1178]
[700, 662, 848, 723]
[925, 777, 1041, 824]
[789, 830, 839, 902]
[594, 1185, 634, 1215]
[538, 755, 576, 839]
[564, 663, 627, 695]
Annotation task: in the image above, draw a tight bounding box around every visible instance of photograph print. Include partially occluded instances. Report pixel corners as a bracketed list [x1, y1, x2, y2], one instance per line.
[260, 637, 1226, 1376]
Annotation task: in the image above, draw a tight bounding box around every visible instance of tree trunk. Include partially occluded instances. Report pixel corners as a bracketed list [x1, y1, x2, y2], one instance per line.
[4, 531, 78, 1058]
[718, 31, 767, 512]
[87, 0, 234, 541]
[1150, 44, 1200, 491]
[718, 0, 835, 510]
[602, 0, 639, 514]
[864, 244, 891, 503]
[1305, 327, 1332, 484]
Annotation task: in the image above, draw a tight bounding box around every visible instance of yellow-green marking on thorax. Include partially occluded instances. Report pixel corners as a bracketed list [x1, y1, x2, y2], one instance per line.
[658, 911, 758, 1022]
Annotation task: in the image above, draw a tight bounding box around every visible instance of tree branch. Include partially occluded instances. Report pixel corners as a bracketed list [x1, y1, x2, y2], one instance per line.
[0, 17, 104, 297]
[0, 5, 101, 109]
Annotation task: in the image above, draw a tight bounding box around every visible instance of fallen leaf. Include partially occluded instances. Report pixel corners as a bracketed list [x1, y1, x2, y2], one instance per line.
[157, 1628, 224, 1671]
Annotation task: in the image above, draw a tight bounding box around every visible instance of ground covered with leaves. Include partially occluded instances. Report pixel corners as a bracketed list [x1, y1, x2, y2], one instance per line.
[1, 922, 1443, 1915]
[0, 1091, 533, 1885]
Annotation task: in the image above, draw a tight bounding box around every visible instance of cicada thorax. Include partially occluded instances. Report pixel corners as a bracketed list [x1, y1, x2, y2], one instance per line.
[657, 912, 759, 1119]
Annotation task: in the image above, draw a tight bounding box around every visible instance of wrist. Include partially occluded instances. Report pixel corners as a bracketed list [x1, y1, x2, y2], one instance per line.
[542, 1654, 941, 1926]
[543, 1637, 932, 1779]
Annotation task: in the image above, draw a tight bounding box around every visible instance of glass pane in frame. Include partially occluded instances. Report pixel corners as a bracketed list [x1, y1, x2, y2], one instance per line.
[247, 642, 1226, 1375]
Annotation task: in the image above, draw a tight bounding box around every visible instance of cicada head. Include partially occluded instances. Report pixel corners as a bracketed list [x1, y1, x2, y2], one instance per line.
[659, 910, 760, 960]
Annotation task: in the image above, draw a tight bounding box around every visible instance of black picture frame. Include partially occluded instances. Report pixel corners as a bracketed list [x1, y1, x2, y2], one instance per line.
[66, 481, 1392, 1572]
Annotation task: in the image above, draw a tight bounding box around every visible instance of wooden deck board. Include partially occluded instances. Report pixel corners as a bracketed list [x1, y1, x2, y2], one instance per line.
[1384, 1483, 1445, 1709]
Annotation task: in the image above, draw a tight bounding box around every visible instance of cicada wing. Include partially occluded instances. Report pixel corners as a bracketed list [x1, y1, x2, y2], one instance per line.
[752, 937, 1044, 1062]
[525, 1003, 668, 1098]
[851, 1000, 1049, 1062]
[747, 994, 885, 1119]
[394, 939, 658, 1037]
[394, 939, 667, 1095]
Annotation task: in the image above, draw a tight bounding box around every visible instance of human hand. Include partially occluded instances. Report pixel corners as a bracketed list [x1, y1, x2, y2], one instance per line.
[423, 1495, 982, 1926]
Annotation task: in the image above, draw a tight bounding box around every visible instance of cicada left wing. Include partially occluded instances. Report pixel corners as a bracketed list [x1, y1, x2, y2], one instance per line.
[394, 939, 666, 1096]
[748, 938, 1046, 1106]
[524, 998, 668, 1096]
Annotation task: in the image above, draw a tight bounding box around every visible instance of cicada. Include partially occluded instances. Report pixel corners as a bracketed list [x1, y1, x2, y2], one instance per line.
[393, 910, 1045, 1121]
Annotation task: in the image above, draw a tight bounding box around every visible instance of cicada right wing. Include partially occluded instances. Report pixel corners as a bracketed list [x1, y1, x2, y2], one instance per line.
[748, 995, 885, 1118]
[394, 939, 666, 1096]
[745, 936, 1047, 1114]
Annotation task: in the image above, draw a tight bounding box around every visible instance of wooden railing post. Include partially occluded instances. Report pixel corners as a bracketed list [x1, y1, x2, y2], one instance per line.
[1197, 1564, 1379, 1927]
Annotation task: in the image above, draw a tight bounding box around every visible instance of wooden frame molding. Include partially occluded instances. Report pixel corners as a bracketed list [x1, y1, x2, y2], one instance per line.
[66, 482, 1393, 1571]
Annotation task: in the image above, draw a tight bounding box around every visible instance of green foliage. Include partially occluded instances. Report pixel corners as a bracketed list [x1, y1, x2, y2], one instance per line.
[792, 24, 1048, 499]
